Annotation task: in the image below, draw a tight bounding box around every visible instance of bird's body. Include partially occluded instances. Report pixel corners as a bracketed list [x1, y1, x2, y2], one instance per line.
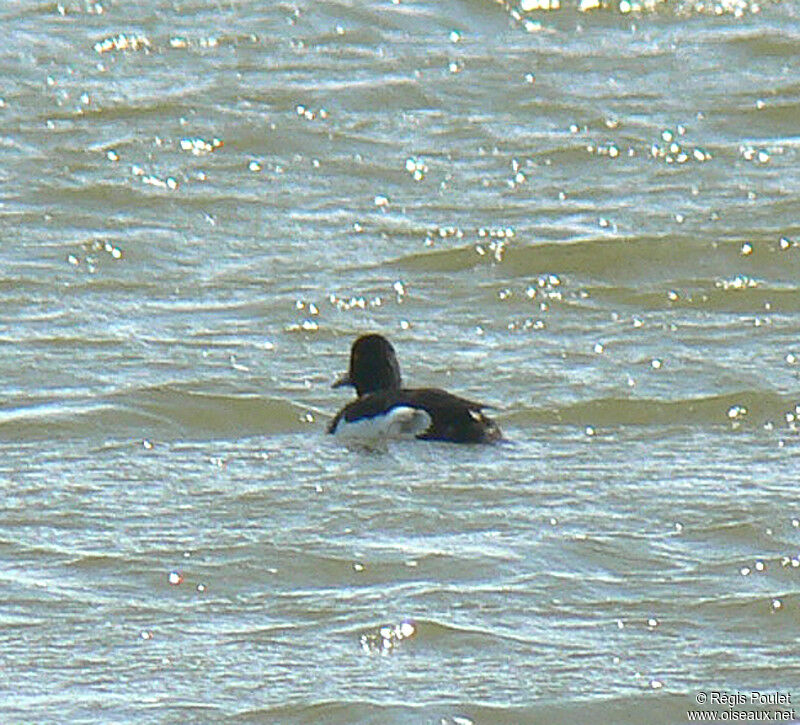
[328, 334, 502, 444]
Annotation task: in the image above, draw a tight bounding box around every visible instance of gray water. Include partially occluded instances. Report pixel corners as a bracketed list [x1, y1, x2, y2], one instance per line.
[2, 0, 800, 723]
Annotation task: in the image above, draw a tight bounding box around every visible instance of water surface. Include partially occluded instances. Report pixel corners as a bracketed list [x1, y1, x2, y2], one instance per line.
[1, 0, 799, 722]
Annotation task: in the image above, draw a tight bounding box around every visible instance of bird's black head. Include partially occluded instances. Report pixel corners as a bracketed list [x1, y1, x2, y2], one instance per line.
[332, 333, 402, 396]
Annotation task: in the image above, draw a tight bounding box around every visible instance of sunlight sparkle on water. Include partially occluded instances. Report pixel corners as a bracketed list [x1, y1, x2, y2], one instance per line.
[727, 405, 747, 420]
[740, 146, 772, 164]
[521, 0, 560, 9]
[716, 275, 757, 291]
[405, 157, 427, 181]
[360, 620, 417, 654]
[179, 137, 223, 156]
[132, 165, 178, 191]
[94, 33, 150, 54]
[445, 717, 475, 725]
[649, 128, 710, 164]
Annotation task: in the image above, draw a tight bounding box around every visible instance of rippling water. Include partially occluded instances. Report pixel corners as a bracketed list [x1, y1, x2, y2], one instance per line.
[2, 0, 800, 722]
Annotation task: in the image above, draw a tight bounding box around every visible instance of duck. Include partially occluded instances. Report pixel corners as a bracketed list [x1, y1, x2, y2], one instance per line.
[328, 334, 502, 443]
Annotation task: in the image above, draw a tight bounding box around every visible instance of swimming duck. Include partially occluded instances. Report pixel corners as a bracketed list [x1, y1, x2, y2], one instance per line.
[328, 334, 502, 444]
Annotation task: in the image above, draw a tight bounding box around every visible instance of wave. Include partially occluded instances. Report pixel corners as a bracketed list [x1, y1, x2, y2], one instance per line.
[504, 390, 797, 427]
[390, 235, 800, 286]
[4, 387, 793, 441]
[237, 693, 691, 725]
[0, 384, 310, 442]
